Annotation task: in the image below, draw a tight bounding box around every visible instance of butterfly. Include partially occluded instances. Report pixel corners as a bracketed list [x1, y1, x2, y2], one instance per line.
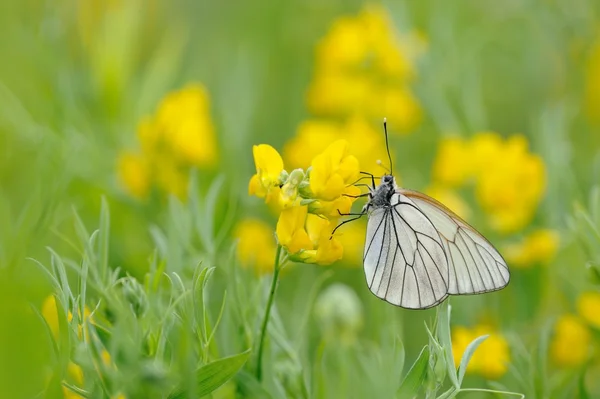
[337, 119, 510, 309]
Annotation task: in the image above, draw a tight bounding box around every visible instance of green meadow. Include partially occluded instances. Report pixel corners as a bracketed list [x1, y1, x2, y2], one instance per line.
[1, 1, 600, 398]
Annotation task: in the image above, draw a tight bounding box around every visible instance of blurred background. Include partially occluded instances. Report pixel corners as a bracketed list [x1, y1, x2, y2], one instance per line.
[1, 0, 600, 398]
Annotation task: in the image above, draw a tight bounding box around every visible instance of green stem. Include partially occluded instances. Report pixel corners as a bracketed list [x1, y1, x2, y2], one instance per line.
[256, 244, 283, 381]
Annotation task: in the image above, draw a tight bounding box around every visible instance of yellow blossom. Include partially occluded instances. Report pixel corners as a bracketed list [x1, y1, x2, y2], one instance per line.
[276, 206, 312, 254]
[308, 185, 361, 219]
[307, 5, 422, 132]
[249, 144, 285, 197]
[63, 361, 85, 399]
[432, 132, 546, 233]
[577, 292, 600, 329]
[504, 229, 559, 268]
[284, 117, 391, 177]
[234, 219, 277, 275]
[295, 214, 343, 265]
[550, 314, 591, 367]
[41, 295, 63, 341]
[117, 83, 218, 199]
[432, 137, 473, 187]
[310, 140, 360, 201]
[154, 84, 217, 167]
[117, 152, 150, 199]
[452, 324, 510, 379]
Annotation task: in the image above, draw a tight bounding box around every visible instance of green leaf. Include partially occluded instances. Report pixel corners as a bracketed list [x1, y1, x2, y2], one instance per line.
[98, 196, 110, 284]
[436, 301, 459, 389]
[397, 346, 429, 398]
[169, 349, 251, 399]
[235, 370, 274, 399]
[457, 334, 489, 385]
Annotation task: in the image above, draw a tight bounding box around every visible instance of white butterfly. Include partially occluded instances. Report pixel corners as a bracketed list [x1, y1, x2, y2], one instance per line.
[341, 121, 510, 310]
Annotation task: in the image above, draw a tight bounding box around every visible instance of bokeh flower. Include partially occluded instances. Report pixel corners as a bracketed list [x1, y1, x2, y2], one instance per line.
[314, 283, 364, 344]
[550, 314, 591, 367]
[234, 219, 277, 275]
[284, 116, 392, 176]
[452, 324, 510, 379]
[432, 132, 546, 233]
[118, 83, 218, 199]
[307, 5, 422, 132]
[577, 291, 600, 329]
[503, 229, 559, 268]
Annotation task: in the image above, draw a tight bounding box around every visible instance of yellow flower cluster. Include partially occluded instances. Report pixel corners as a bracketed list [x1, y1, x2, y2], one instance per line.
[118, 83, 218, 199]
[550, 314, 591, 367]
[452, 324, 510, 379]
[550, 291, 600, 367]
[241, 139, 361, 271]
[503, 229, 559, 268]
[433, 133, 546, 233]
[234, 219, 277, 275]
[307, 5, 422, 132]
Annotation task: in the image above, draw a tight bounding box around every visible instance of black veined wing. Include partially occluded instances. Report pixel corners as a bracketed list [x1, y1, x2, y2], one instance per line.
[363, 189, 510, 310]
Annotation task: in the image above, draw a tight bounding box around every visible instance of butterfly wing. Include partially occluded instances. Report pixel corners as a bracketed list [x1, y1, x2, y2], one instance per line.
[398, 189, 510, 295]
[363, 192, 450, 309]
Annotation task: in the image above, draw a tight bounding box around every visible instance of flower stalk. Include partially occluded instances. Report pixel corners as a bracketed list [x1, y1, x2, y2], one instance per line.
[256, 244, 283, 381]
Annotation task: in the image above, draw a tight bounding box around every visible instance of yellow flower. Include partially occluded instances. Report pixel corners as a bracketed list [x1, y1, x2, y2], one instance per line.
[295, 214, 343, 265]
[310, 140, 360, 201]
[307, 5, 422, 133]
[234, 219, 277, 275]
[249, 144, 285, 197]
[41, 295, 62, 341]
[432, 132, 547, 233]
[276, 206, 312, 254]
[504, 229, 559, 268]
[308, 185, 361, 219]
[117, 83, 218, 199]
[577, 292, 600, 329]
[432, 137, 473, 187]
[474, 134, 546, 233]
[155, 84, 217, 167]
[284, 116, 391, 176]
[550, 314, 591, 367]
[452, 324, 510, 379]
[63, 361, 85, 399]
[117, 152, 151, 199]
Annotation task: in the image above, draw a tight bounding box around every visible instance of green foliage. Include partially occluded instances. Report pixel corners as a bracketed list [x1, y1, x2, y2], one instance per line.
[1, 1, 600, 398]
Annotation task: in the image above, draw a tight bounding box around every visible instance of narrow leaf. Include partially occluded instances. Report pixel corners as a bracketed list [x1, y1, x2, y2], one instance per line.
[436, 301, 459, 389]
[457, 334, 489, 385]
[397, 346, 429, 398]
[169, 349, 251, 399]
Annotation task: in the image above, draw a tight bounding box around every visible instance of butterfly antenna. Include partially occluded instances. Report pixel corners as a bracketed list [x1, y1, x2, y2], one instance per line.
[383, 118, 393, 175]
